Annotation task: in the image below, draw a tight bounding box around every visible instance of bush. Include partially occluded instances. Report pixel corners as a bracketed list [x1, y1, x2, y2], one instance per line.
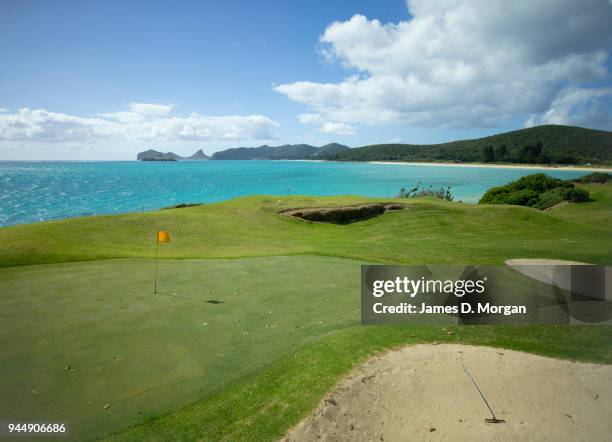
[563, 188, 589, 203]
[478, 186, 509, 204]
[479, 173, 568, 206]
[574, 172, 611, 184]
[509, 173, 572, 193]
[501, 189, 540, 206]
[479, 173, 592, 209]
[533, 188, 565, 210]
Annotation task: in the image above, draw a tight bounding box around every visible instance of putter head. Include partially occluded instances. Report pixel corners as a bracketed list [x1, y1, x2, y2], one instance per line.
[485, 418, 506, 424]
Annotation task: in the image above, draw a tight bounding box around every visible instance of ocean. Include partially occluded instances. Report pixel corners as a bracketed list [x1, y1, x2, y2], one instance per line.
[0, 160, 589, 227]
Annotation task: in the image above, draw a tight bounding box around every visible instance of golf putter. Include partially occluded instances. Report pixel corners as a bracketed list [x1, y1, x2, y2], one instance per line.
[462, 364, 506, 424]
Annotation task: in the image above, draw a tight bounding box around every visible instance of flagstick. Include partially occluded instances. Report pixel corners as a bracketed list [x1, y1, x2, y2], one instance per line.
[154, 230, 159, 294]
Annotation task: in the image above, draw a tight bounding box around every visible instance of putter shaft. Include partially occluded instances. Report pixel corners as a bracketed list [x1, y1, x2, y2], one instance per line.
[463, 364, 505, 423]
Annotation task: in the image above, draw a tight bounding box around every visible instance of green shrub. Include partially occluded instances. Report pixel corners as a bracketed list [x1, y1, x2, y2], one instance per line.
[501, 189, 540, 206]
[510, 173, 572, 193]
[533, 188, 565, 210]
[563, 188, 590, 202]
[575, 172, 612, 184]
[479, 173, 593, 209]
[479, 173, 570, 206]
[478, 186, 509, 204]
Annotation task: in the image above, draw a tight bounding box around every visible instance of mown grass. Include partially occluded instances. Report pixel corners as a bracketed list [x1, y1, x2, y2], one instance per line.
[0, 183, 610, 441]
[0, 256, 361, 440]
[105, 325, 612, 442]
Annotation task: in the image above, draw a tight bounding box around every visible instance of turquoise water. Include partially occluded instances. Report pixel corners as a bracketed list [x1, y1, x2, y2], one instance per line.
[0, 160, 589, 227]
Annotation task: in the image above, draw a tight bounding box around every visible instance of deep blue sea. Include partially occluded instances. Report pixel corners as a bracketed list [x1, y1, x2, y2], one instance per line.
[0, 160, 590, 227]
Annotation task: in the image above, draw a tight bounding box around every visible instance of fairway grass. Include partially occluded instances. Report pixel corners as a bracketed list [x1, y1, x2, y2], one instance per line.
[1, 184, 611, 440]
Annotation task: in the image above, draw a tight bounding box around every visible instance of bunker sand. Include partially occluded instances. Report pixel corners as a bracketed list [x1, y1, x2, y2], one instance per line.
[283, 344, 612, 441]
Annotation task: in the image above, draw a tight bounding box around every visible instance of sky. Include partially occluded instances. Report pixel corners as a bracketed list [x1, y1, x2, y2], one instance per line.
[1, 0, 612, 160]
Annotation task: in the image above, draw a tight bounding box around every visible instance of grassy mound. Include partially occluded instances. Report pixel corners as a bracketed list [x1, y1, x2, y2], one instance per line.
[1, 186, 611, 267]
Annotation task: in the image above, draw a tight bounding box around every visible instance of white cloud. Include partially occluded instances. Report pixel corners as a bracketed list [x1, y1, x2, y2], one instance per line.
[298, 113, 322, 124]
[0, 108, 7, 113]
[276, 0, 612, 128]
[98, 103, 175, 123]
[318, 121, 356, 135]
[526, 87, 612, 129]
[0, 105, 280, 143]
[128, 102, 173, 116]
[299, 113, 355, 135]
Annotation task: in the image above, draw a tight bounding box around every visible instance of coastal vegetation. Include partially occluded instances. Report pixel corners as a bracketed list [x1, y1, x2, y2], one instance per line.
[0, 182, 610, 440]
[574, 171, 612, 184]
[327, 125, 612, 166]
[396, 182, 454, 201]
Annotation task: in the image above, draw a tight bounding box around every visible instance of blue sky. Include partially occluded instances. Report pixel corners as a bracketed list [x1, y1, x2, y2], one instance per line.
[1, 0, 611, 159]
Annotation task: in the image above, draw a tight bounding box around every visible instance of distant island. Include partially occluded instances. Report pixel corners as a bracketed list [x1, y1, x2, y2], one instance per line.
[137, 125, 612, 166]
[137, 143, 348, 161]
[137, 149, 210, 161]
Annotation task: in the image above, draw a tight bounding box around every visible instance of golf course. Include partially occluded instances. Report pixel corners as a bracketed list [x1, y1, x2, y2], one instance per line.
[1, 182, 611, 441]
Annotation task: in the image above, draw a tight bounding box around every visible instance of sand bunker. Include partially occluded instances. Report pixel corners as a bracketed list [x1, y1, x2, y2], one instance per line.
[281, 203, 408, 223]
[283, 344, 611, 441]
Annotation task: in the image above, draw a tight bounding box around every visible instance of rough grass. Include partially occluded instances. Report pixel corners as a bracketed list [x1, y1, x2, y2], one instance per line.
[1, 185, 611, 268]
[546, 183, 612, 226]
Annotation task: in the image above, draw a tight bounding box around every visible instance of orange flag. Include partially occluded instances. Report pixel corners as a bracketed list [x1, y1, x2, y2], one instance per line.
[157, 230, 170, 243]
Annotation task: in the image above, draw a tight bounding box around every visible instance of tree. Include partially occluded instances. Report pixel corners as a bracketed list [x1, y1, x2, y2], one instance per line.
[532, 141, 543, 159]
[482, 146, 495, 162]
[499, 144, 507, 161]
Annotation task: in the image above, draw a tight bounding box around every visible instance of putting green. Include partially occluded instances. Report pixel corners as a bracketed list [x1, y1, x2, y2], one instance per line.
[0, 255, 361, 440]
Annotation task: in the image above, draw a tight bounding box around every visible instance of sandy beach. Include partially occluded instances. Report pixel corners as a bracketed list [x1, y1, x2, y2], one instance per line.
[368, 161, 612, 172]
[284, 159, 612, 172]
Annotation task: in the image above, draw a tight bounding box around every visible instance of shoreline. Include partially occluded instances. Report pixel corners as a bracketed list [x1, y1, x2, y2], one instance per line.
[368, 161, 612, 172]
[283, 159, 612, 171]
[3, 159, 611, 171]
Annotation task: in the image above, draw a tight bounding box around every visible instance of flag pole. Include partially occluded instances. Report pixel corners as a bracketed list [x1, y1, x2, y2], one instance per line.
[154, 230, 159, 294]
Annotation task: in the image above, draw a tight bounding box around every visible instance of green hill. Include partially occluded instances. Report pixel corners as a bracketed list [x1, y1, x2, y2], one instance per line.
[211, 143, 349, 160]
[328, 125, 612, 165]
